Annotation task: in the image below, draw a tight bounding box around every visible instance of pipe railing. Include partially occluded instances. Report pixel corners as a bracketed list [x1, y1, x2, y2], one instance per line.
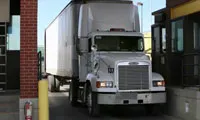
[38, 51, 42, 80]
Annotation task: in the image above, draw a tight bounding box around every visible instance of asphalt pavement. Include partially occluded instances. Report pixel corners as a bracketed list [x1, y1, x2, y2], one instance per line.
[49, 85, 168, 120]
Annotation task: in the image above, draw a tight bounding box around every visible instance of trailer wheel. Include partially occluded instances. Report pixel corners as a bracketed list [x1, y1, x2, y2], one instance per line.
[54, 78, 60, 92]
[48, 75, 55, 92]
[86, 85, 100, 117]
[48, 75, 60, 92]
[69, 79, 78, 106]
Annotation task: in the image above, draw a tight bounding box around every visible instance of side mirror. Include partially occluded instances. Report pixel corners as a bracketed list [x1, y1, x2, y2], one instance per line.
[91, 44, 97, 52]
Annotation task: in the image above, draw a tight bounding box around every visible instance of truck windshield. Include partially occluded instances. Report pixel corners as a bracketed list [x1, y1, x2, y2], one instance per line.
[94, 36, 144, 52]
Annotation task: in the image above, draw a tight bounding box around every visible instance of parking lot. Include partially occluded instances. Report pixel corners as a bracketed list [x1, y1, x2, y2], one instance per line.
[49, 85, 167, 120]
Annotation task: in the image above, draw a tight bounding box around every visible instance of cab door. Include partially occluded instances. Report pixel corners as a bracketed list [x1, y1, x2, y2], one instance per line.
[152, 24, 167, 78]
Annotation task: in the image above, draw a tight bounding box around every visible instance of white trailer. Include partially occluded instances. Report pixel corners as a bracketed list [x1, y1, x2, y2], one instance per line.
[45, 0, 166, 116]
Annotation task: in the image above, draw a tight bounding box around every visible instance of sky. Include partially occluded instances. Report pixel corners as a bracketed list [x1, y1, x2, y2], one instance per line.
[38, 0, 166, 46]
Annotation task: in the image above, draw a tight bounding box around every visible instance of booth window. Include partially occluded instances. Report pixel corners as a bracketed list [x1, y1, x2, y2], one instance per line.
[153, 27, 160, 52]
[7, 16, 20, 50]
[162, 28, 166, 52]
[171, 19, 184, 52]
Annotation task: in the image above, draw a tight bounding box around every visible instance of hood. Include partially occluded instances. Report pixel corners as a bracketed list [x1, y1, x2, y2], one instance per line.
[95, 52, 150, 81]
[96, 52, 149, 67]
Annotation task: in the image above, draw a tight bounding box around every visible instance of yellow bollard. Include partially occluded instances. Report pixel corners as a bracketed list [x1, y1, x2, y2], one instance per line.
[38, 79, 49, 120]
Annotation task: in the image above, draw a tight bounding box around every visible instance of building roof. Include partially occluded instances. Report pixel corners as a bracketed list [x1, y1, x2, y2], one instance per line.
[152, 8, 167, 16]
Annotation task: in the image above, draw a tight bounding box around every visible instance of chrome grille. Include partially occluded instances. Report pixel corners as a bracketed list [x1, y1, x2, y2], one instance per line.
[118, 65, 149, 90]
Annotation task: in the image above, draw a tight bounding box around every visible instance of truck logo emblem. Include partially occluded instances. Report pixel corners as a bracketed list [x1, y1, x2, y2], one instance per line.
[108, 68, 114, 73]
[129, 62, 139, 65]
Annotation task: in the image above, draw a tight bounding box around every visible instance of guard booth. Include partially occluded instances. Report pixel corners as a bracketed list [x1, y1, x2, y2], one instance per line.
[151, 8, 168, 83]
[152, 0, 200, 120]
[0, 0, 20, 91]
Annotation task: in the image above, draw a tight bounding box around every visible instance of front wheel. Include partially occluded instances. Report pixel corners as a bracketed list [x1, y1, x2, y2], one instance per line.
[86, 85, 100, 117]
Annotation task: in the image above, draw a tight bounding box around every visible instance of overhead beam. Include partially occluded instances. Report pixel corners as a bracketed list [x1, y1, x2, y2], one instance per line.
[171, 0, 200, 19]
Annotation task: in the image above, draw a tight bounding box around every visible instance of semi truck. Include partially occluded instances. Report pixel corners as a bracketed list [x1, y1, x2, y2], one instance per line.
[45, 0, 166, 116]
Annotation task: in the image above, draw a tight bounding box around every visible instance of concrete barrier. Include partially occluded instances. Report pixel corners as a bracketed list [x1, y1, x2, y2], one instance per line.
[167, 87, 200, 120]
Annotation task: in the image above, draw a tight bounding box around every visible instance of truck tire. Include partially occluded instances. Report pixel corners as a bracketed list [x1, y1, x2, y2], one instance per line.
[69, 79, 78, 106]
[48, 75, 55, 92]
[54, 78, 60, 92]
[48, 75, 60, 92]
[86, 85, 100, 117]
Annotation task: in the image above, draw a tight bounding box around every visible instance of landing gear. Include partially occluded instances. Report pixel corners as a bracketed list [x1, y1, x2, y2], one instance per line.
[48, 75, 60, 92]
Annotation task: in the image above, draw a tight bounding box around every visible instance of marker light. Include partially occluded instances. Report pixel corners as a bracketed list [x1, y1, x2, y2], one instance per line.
[96, 81, 113, 88]
[153, 81, 165, 87]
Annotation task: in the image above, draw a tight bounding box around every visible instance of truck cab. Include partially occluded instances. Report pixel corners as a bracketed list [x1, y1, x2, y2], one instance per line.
[72, 30, 166, 116]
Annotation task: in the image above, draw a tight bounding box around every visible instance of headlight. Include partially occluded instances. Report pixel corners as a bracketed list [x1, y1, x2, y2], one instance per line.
[96, 81, 113, 88]
[153, 80, 165, 87]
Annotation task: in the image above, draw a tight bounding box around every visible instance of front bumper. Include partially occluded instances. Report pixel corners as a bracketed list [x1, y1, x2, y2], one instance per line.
[97, 92, 166, 105]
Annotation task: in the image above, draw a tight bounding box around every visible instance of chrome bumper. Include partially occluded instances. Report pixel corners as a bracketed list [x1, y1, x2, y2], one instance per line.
[97, 92, 166, 105]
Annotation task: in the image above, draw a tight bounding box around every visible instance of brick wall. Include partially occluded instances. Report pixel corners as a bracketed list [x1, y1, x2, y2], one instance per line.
[20, 0, 38, 98]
